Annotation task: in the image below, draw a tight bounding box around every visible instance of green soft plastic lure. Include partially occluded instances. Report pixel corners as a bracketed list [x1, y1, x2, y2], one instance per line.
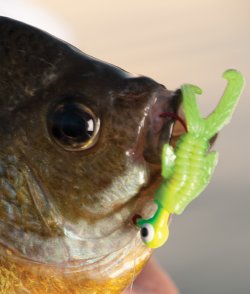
[137, 69, 245, 248]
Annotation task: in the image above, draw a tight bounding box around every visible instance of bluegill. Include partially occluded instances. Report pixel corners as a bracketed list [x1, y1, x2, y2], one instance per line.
[0, 17, 183, 293]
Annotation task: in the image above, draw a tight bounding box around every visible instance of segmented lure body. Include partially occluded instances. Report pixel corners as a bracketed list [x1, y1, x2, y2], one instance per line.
[137, 69, 245, 248]
[156, 133, 216, 215]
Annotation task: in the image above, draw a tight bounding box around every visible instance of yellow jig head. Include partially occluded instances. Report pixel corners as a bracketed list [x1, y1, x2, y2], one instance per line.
[137, 69, 245, 249]
[138, 202, 170, 249]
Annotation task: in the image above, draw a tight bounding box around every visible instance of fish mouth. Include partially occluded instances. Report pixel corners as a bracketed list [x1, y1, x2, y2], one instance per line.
[129, 86, 186, 225]
[143, 87, 185, 165]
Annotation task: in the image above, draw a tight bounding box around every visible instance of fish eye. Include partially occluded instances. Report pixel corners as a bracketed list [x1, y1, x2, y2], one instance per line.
[48, 102, 100, 151]
[140, 223, 155, 244]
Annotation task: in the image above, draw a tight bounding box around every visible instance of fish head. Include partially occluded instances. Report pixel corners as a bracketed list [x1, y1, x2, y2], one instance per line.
[0, 17, 184, 293]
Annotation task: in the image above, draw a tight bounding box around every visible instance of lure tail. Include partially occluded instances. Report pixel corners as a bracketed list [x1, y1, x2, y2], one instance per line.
[181, 69, 245, 139]
[205, 69, 245, 139]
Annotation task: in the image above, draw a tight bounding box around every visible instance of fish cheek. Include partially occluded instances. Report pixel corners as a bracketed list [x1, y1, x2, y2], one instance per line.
[17, 108, 123, 221]
[39, 103, 144, 220]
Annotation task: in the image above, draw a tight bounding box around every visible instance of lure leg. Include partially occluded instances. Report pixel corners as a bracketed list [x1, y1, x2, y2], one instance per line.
[161, 144, 176, 179]
[204, 152, 218, 180]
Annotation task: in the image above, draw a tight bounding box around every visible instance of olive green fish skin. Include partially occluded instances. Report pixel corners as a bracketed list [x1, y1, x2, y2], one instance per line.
[0, 16, 181, 277]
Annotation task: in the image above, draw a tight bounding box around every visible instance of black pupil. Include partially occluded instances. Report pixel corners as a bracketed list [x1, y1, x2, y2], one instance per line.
[141, 227, 148, 238]
[51, 103, 95, 145]
[61, 111, 88, 138]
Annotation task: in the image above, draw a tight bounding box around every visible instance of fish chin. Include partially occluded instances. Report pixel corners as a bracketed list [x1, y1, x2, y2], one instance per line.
[0, 240, 151, 293]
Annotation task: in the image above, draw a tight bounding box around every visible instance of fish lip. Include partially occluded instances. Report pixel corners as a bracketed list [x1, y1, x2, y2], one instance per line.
[142, 87, 183, 165]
